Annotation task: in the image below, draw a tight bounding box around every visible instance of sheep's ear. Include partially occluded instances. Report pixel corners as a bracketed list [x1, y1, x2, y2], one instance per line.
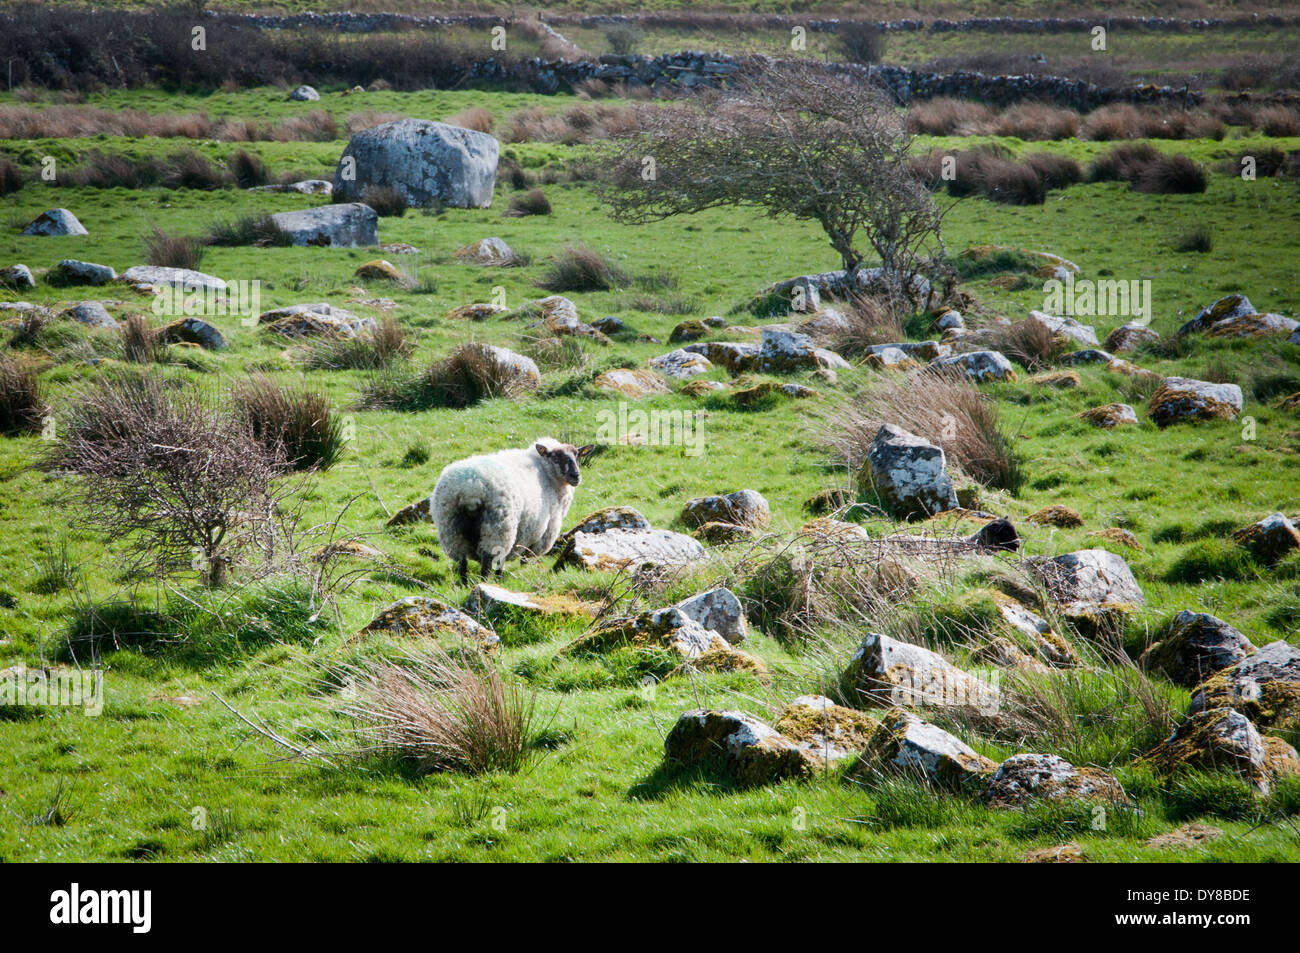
[576, 444, 596, 462]
[535, 443, 549, 457]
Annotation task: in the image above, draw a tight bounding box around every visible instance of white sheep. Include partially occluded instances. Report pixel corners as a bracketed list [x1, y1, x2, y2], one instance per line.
[432, 438, 594, 584]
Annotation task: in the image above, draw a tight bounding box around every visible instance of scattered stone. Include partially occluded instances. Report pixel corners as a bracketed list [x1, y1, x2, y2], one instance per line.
[1175, 294, 1255, 336]
[1106, 357, 1161, 382]
[0, 264, 35, 290]
[270, 203, 379, 248]
[932, 308, 964, 332]
[1189, 640, 1300, 736]
[22, 208, 88, 236]
[1031, 370, 1080, 389]
[1145, 824, 1223, 851]
[119, 266, 227, 295]
[673, 588, 748, 644]
[774, 697, 879, 762]
[1146, 706, 1294, 795]
[592, 368, 671, 399]
[1075, 403, 1138, 428]
[333, 118, 498, 209]
[554, 527, 705, 573]
[1029, 548, 1145, 610]
[863, 423, 958, 520]
[694, 521, 758, 545]
[354, 595, 499, 653]
[1147, 377, 1244, 427]
[1024, 843, 1086, 863]
[849, 708, 995, 789]
[981, 753, 1127, 808]
[479, 344, 541, 389]
[1087, 527, 1143, 550]
[861, 346, 920, 371]
[931, 349, 1016, 383]
[805, 487, 849, 515]
[465, 582, 596, 620]
[259, 302, 376, 339]
[993, 594, 1079, 667]
[1104, 322, 1160, 353]
[1230, 512, 1300, 565]
[969, 517, 1020, 552]
[1141, 611, 1255, 687]
[159, 317, 225, 351]
[253, 179, 333, 195]
[562, 506, 649, 539]
[681, 379, 726, 397]
[289, 84, 320, 101]
[60, 301, 118, 329]
[663, 710, 820, 786]
[864, 340, 949, 362]
[1207, 312, 1298, 339]
[648, 348, 712, 379]
[669, 320, 708, 343]
[591, 315, 623, 335]
[446, 302, 507, 322]
[1027, 504, 1084, 528]
[756, 328, 849, 373]
[841, 630, 999, 712]
[1027, 310, 1098, 346]
[680, 490, 770, 530]
[453, 237, 519, 266]
[48, 259, 116, 286]
[799, 517, 871, 542]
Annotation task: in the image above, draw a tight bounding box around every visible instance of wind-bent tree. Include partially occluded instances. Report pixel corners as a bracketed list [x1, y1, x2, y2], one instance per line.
[597, 62, 945, 299]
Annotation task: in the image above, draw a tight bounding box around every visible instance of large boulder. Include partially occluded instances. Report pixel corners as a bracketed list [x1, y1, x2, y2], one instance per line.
[60, 301, 118, 329]
[981, 753, 1127, 807]
[289, 84, 319, 101]
[930, 349, 1016, 383]
[1206, 312, 1297, 339]
[1189, 640, 1300, 737]
[1147, 377, 1243, 427]
[863, 423, 958, 520]
[1029, 548, 1145, 610]
[259, 302, 377, 339]
[554, 527, 704, 573]
[672, 588, 747, 644]
[1140, 611, 1255, 687]
[841, 630, 999, 713]
[333, 118, 498, 209]
[269, 203, 379, 248]
[680, 490, 770, 530]
[1104, 321, 1159, 353]
[1175, 294, 1255, 336]
[22, 208, 87, 236]
[849, 708, 995, 790]
[120, 266, 227, 295]
[663, 710, 821, 786]
[756, 328, 849, 373]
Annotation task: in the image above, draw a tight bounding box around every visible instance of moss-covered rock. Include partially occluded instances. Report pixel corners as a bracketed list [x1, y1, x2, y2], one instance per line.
[848, 707, 995, 790]
[1230, 512, 1300, 565]
[981, 753, 1127, 808]
[1074, 403, 1138, 428]
[1146, 706, 1295, 795]
[774, 695, 878, 760]
[661, 710, 818, 787]
[353, 596, 499, 654]
[1188, 640, 1300, 741]
[1139, 610, 1255, 687]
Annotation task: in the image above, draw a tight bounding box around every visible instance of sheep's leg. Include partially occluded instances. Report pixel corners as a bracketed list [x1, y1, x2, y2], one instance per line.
[457, 556, 469, 586]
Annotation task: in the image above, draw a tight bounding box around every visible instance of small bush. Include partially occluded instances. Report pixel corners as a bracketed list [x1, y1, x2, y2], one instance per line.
[232, 375, 344, 472]
[1023, 152, 1082, 191]
[906, 98, 995, 137]
[1172, 225, 1213, 253]
[0, 355, 47, 435]
[991, 103, 1079, 141]
[72, 150, 165, 189]
[1131, 155, 1206, 195]
[1086, 143, 1161, 183]
[226, 149, 269, 188]
[144, 224, 205, 270]
[359, 184, 408, 217]
[362, 343, 535, 411]
[297, 317, 412, 371]
[505, 188, 551, 217]
[836, 22, 886, 65]
[1254, 105, 1300, 138]
[160, 149, 231, 191]
[537, 244, 627, 292]
[603, 24, 644, 55]
[0, 157, 25, 196]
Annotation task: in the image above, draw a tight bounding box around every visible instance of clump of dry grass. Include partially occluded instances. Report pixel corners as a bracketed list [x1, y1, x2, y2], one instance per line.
[537, 244, 626, 292]
[359, 184, 408, 217]
[984, 318, 1067, 371]
[361, 342, 536, 411]
[824, 367, 1023, 492]
[824, 293, 905, 357]
[232, 375, 345, 472]
[446, 106, 493, 133]
[990, 103, 1079, 141]
[1132, 155, 1207, 195]
[295, 317, 412, 371]
[227, 149, 269, 189]
[1022, 152, 1082, 191]
[505, 188, 551, 217]
[144, 224, 205, 270]
[0, 156, 25, 196]
[502, 103, 637, 145]
[1252, 105, 1300, 137]
[121, 314, 166, 364]
[344, 111, 407, 135]
[338, 647, 536, 775]
[907, 97, 996, 137]
[0, 354, 47, 435]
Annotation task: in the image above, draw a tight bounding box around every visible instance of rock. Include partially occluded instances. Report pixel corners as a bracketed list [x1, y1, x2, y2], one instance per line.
[333, 118, 498, 209]
[1027, 310, 1098, 346]
[648, 348, 711, 379]
[969, 517, 1020, 552]
[994, 596, 1079, 667]
[930, 349, 1016, 383]
[849, 708, 995, 789]
[0, 264, 36, 290]
[1074, 403, 1138, 428]
[120, 266, 227, 295]
[863, 423, 958, 520]
[1104, 321, 1160, 353]
[1087, 527, 1143, 550]
[252, 179, 333, 195]
[479, 344, 541, 389]
[1207, 313, 1298, 339]
[682, 380, 726, 397]
[60, 301, 118, 329]
[682, 341, 759, 374]
[861, 346, 919, 371]
[694, 521, 759, 544]
[1058, 348, 1116, 366]
[1146, 707, 1294, 795]
[453, 237, 519, 266]
[562, 506, 649, 539]
[977, 637, 1050, 672]
[1027, 504, 1083, 528]
[21, 208, 88, 236]
[1030, 370, 1080, 389]
[159, 317, 225, 350]
[568, 605, 750, 669]
[1145, 824, 1223, 851]
[289, 84, 320, 101]
[591, 315, 623, 335]
[962, 244, 1079, 281]
[259, 302, 376, 338]
[805, 487, 849, 515]
[554, 527, 705, 573]
[773, 698, 879, 763]
[385, 496, 433, 527]
[932, 308, 964, 332]
[1230, 512, 1300, 565]
[1024, 844, 1086, 863]
[269, 203, 379, 248]
[841, 630, 999, 713]
[592, 368, 671, 399]
[864, 341, 950, 362]
[1176, 294, 1255, 336]
[1189, 640, 1300, 737]
[668, 320, 708, 343]
[1147, 376, 1243, 427]
[663, 710, 821, 786]
[47, 259, 116, 286]
[446, 302, 508, 322]
[672, 588, 747, 644]
[756, 328, 849, 373]
[799, 517, 870, 542]
[354, 595, 500, 653]
[1029, 548, 1145, 609]
[981, 753, 1127, 807]
[680, 490, 770, 529]
[465, 582, 595, 620]
[1140, 611, 1254, 687]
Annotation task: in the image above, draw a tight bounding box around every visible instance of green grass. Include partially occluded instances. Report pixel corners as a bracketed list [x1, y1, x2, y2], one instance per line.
[1, 83, 1299, 861]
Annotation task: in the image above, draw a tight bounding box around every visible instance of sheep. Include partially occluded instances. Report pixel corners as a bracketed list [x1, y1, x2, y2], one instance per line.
[432, 438, 595, 584]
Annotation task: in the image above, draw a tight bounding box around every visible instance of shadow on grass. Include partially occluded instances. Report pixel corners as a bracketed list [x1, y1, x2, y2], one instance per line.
[628, 756, 744, 802]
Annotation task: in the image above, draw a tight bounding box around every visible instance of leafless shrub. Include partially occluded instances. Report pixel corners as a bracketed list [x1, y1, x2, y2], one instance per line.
[824, 367, 1023, 492]
[603, 23, 644, 55]
[42, 373, 288, 587]
[232, 375, 345, 472]
[835, 21, 887, 65]
[144, 224, 205, 270]
[446, 106, 493, 133]
[0, 354, 46, 435]
[337, 647, 536, 775]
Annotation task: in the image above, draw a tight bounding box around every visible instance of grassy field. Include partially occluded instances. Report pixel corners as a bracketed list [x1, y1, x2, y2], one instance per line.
[2, 84, 1299, 862]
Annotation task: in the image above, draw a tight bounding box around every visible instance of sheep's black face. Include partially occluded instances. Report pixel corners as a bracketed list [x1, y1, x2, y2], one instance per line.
[537, 443, 584, 487]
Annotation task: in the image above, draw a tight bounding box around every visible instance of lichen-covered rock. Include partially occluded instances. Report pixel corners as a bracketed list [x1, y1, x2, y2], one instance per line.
[804, 488, 850, 516]
[932, 308, 964, 332]
[1086, 527, 1143, 550]
[592, 368, 671, 399]
[648, 348, 712, 379]
[48, 259, 116, 286]
[120, 265, 226, 295]
[681, 340, 759, 373]
[863, 340, 950, 363]
[1027, 504, 1084, 528]
[354, 595, 499, 653]
[479, 344, 541, 389]
[1059, 348, 1116, 366]
[775, 697, 879, 763]
[975, 636, 1049, 673]
[446, 302, 508, 322]
[756, 328, 849, 373]
[1075, 403, 1138, 428]
[993, 594, 1079, 667]
[849, 708, 995, 789]
[1030, 370, 1080, 389]
[453, 237, 519, 266]
[562, 506, 649, 540]
[22, 208, 88, 236]
[930, 349, 1016, 383]
[680, 490, 770, 529]
[567, 606, 750, 672]
[673, 587, 747, 644]
[554, 527, 705, 572]
[269, 203, 379, 248]
[464, 582, 596, 620]
[1188, 640, 1300, 737]
[385, 496, 433, 527]
[663, 710, 819, 786]
[1175, 294, 1255, 336]
[694, 521, 758, 544]
[1140, 611, 1255, 687]
[289, 84, 319, 101]
[841, 631, 999, 713]
[60, 301, 118, 329]
[159, 317, 225, 351]
[1206, 312, 1298, 339]
[1029, 548, 1145, 609]
[1148, 377, 1244, 429]
[800, 517, 870, 542]
[668, 319, 708, 343]
[333, 118, 498, 209]
[0, 264, 35, 290]
[863, 423, 958, 520]
[981, 753, 1127, 807]
[861, 346, 920, 371]
[1230, 512, 1300, 565]
[353, 259, 404, 282]
[591, 315, 624, 335]
[1027, 310, 1098, 346]
[259, 302, 377, 339]
[1146, 707, 1290, 795]
[1104, 322, 1159, 353]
